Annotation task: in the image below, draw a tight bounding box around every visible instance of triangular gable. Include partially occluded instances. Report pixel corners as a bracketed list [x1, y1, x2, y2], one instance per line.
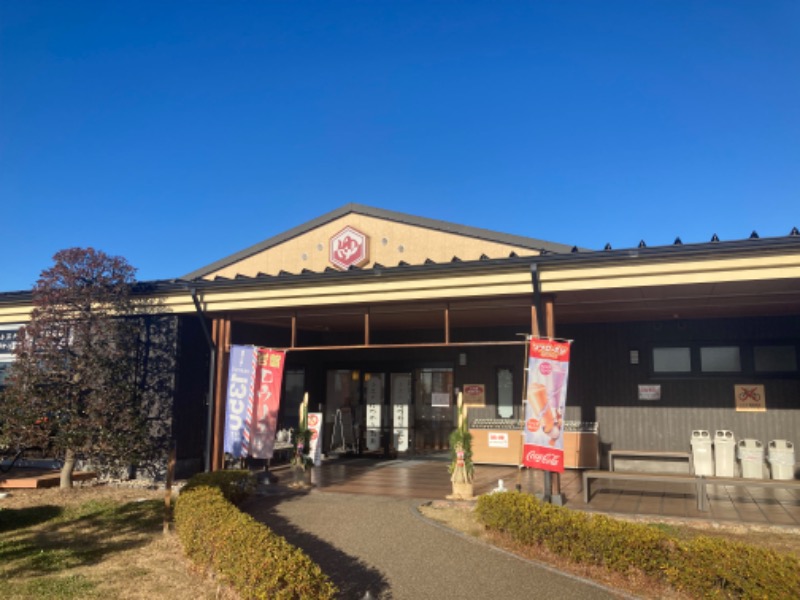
[183, 204, 576, 281]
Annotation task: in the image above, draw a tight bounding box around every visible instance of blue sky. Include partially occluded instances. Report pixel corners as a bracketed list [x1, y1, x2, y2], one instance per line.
[1, 1, 798, 291]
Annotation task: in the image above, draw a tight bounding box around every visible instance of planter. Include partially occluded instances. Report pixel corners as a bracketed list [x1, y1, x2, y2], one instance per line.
[447, 481, 474, 501]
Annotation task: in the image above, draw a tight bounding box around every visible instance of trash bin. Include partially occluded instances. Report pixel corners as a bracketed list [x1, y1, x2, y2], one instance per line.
[738, 439, 765, 479]
[767, 440, 795, 480]
[690, 430, 714, 476]
[714, 430, 736, 477]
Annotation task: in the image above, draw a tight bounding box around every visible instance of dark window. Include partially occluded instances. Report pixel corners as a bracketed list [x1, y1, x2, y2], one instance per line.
[652, 347, 691, 373]
[754, 345, 797, 373]
[700, 346, 741, 373]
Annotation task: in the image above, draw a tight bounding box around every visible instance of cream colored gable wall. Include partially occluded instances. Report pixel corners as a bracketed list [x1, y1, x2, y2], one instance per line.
[205, 214, 540, 279]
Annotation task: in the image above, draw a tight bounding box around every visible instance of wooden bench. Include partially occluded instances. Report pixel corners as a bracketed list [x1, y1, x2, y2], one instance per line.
[608, 449, 693, 473]
[698, 476, 800, 511]
[583, 470, 800, 512]
[583, 470, 704, 507]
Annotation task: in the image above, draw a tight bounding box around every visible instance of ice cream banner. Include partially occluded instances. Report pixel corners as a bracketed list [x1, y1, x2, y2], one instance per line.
[249, 348, 286, 459]
[523, 338, 572, 472]
[224, 345, 258, 458]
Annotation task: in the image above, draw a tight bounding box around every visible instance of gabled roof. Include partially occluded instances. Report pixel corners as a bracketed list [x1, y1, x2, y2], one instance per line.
[181, 203, 579, 280]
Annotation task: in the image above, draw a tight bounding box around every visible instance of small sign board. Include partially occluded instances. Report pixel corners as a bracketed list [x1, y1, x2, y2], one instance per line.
[463, 384, 485, 407]
[735, 384, 766, 412]
[488, 432, 509, 448]
[638, 384, 661, 401]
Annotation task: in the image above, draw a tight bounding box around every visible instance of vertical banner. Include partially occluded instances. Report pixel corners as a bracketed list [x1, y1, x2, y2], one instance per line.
[308, 412, 323, 466]
[249, 348, 286, 459]
[224, 345, 258, 458]
[523, 338, 572, 472]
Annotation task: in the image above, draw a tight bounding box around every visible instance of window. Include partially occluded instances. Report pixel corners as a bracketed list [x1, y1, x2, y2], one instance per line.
[497, 368, 514, 418]
[754, 345, 797, 373]
[700, 346, 741, 373]
[651, 341, 799, 378]
[653, 347, 691, 373]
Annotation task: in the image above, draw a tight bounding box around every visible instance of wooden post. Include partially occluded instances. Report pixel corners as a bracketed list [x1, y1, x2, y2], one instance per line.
[163, 444, 176, 535]
[544, 296, 563, 501]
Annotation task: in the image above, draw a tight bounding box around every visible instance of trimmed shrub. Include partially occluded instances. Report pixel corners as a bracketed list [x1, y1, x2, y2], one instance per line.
[175, 476, 337, 599]
[180, 469, 256, 505]
[476, 491, 800, 599]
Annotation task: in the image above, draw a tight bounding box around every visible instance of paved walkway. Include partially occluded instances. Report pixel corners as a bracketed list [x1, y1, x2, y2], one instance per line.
[241, 457, 799, 599]
[242, 490, 622, 600]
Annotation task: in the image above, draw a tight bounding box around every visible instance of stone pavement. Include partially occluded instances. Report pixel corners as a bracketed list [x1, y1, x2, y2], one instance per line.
[242, 490, 625, 600]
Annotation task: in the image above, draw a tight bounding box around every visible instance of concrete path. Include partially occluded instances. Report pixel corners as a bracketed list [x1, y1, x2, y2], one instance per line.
[243, 490, 624, 600]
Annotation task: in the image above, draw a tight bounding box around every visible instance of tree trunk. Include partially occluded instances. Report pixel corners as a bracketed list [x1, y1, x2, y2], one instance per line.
[60, 448, 76, 489]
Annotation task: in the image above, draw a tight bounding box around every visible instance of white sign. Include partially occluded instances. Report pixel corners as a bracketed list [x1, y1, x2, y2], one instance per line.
[488, 432, 509, 448]
[366, 403, 382, 451]
[638, 384, 662, 401]
[431, 392, 450, 407]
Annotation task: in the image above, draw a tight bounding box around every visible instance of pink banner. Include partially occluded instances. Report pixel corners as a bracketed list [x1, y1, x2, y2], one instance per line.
[523, 338, 571, 472]
[249, 349, 286, 459]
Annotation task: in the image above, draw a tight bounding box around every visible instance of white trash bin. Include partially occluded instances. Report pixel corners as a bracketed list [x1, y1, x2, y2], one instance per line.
[714, 430, 736, 477]
[690, 430, 714, 476]
[767, 440, 795, 480]
[737, 439, 765, 479]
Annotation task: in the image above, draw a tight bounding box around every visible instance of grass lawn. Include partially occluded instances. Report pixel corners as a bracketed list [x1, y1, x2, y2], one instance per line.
[0, 485, 227, 600]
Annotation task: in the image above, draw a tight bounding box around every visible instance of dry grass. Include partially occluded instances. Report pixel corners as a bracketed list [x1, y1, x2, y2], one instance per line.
[0, 483, 233, 600]
[419, 500, 800, 600]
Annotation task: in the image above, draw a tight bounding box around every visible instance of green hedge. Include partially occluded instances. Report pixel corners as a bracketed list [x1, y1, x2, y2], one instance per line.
[476, 491, 800, 599]
[180, 469, 256, 505]
[175, 471, 337, 600]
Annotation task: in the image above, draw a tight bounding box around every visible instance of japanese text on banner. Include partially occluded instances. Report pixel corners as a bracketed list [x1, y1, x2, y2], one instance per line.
[249, 349, 286, 459]
[224, 345, 257, 458]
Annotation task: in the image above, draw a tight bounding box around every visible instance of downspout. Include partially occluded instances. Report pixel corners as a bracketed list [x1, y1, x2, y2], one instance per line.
[190, 288, 216, 472]
[530, 262, 544, 336]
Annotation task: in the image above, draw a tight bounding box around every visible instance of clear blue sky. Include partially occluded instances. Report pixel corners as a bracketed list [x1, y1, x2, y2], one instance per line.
[2, 1, 798, 291]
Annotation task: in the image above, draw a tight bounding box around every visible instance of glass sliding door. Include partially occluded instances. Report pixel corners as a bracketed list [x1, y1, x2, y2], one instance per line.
[414, 368, 454, 451]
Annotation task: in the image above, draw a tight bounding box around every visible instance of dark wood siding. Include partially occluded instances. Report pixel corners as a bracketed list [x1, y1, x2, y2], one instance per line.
[560, 316, 800, 465]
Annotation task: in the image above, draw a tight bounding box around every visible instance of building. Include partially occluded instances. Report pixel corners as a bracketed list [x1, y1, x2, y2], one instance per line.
[1, 204, 798, 477]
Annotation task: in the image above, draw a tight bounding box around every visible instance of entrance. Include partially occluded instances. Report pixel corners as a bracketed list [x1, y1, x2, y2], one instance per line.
[363, 372, 413, 455]
[324, 366, 454, 456]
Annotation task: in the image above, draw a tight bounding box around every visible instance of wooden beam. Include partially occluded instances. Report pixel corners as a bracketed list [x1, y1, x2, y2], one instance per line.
[445, 305, 450, 344]
[291, 314, 297, 348]
[285, 340, 526, 352]
[211, 317, 231, 471]
[545, 296, 555, 338]
[364, 310, 370, 346]
[531, 304, 541, 337]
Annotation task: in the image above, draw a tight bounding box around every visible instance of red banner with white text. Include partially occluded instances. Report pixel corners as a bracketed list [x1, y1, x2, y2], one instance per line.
[249, 348, 286, 459]
[523, 338, 571, 472]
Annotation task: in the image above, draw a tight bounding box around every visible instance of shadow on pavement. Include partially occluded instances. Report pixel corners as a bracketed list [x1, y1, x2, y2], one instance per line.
[242, 491, 389, 599]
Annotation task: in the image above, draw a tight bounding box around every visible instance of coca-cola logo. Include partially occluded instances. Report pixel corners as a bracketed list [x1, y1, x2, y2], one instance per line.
[526, 450, 560, 466]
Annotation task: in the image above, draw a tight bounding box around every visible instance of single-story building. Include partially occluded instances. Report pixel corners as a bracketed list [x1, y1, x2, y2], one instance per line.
[1, 204, 798, 478]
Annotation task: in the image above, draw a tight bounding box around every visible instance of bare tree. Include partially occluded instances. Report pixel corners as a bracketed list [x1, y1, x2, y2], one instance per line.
[0, 247, 159, 488]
